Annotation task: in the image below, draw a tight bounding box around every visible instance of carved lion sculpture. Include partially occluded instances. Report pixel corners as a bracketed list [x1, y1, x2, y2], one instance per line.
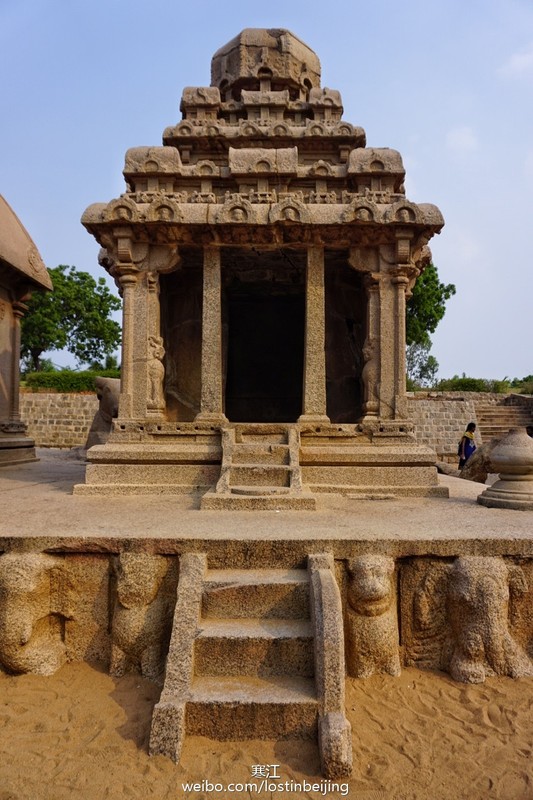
[110, 553, 171, 683]
[415, 556, 532, 683]
[345, 555, 401, 678]
[0, 553, 72, 675]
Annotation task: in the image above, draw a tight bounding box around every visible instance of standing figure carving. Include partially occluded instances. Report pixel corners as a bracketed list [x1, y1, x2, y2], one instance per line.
[147, 335, 166, 411]
[345, 555, 401, 677]
[362, 338, 379, 416]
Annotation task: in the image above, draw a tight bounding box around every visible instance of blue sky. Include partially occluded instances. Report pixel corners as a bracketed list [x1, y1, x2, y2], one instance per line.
[1, 0, 532, 379]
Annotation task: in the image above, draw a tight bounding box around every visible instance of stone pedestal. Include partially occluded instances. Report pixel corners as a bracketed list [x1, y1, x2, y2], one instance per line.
[478, 428, 533, 510]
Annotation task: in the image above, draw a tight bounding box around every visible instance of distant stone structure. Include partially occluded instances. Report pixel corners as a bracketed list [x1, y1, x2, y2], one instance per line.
[0, 196, 52, 464]
[77, 28, 445, 506]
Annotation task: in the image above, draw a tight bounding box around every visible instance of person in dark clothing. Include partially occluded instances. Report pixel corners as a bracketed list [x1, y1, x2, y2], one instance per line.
[458, 422, 477, 468]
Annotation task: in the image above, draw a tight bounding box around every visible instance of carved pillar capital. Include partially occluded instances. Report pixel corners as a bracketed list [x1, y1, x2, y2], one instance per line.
[395, 229, 415, 266]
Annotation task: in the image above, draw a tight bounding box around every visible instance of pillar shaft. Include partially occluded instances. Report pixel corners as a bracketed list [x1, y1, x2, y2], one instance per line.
[117, 270, 138, 419]
[362, 274, 380, 418]
[299, 246, 330, 423]
[9, 302, 26, 422]
[196, 247, 227, 423]
[392, 271, 409, 417]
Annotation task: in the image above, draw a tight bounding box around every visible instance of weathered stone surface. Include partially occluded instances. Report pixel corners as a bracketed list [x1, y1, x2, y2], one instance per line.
[85, 377, 120, 449]
[110, 553, 176, 683]
[78, 28, 445, 502]
[149, 552, 206, 761]
[309, 553, 352, 778]
[345, 555, 400, 678]
[0, 196, 51, 465]
[460, 437, 499, 483]
[478, 428, 533, 510]
[0, 553, 72, 675]
[405, 556, 533, 683]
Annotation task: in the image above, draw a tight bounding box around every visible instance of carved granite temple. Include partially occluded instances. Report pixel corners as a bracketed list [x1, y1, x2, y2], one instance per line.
[77, 29, 446, 507]
[0, 196, 52, 465]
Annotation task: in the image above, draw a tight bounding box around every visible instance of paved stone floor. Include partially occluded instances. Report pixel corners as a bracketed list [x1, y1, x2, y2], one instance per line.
[0, 449, 531, 550]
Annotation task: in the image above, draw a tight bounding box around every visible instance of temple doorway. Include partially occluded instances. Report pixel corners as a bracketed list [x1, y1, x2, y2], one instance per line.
[225, 286, 305, 422]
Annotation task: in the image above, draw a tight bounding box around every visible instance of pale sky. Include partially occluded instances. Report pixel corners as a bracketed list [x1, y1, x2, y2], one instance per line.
[1, 0, 532, 380]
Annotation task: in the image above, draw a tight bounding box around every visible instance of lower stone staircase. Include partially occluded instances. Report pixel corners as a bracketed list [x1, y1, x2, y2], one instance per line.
[150, 553, 352, 778]
[201, 424, 316, 510]
[189, 566, 317, 739]
[475, 397, 533, 442]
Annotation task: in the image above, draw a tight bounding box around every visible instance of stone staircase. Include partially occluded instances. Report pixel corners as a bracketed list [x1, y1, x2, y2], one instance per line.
[201, 424, 316, 510]
[150, 553, 352, 778]
[475, 397, 533, 442]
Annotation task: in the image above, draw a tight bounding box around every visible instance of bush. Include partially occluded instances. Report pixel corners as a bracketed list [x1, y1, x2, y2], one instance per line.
[436, 376, 511, 393]
[24, 369, 120, 393]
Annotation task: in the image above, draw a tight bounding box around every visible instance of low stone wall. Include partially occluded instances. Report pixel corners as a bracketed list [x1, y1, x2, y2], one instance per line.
[18, 390, 532, 457]
[406, 392, 479, 463]
[20, 391, 98, 448]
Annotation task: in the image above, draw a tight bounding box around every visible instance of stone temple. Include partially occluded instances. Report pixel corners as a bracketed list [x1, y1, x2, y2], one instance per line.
[77, 28, 446, 507]
[0, 196, 52, 465]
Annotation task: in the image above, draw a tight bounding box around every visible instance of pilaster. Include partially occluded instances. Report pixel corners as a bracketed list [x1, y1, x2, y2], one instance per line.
[195, 247, 227, 424]
[299, 246, 330, 424]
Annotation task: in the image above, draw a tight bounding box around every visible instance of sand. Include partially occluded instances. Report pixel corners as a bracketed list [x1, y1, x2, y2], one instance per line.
[0, 663, 531, 800]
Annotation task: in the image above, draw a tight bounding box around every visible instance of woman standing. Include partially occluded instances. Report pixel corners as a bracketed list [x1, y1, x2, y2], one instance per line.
[459, 422, 477, 468]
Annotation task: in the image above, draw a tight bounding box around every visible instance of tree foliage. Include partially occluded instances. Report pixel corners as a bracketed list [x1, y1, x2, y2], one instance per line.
[406, 343, 439, 388]
[21, 265, 121, 371]
[405, 263, 456, 387]
[406, 263, 456, 349]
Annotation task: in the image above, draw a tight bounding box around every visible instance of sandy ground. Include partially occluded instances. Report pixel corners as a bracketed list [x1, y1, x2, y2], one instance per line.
[0, 662, 532, 800]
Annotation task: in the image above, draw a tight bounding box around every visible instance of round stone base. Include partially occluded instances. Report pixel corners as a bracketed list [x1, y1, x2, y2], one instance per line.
[478, 485, 533, 511]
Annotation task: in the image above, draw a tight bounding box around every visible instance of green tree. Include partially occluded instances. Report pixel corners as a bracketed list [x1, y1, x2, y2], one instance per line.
[21, 265, 121, 371]
[406, 263, 456, 386]
[406, 343, 439, 388]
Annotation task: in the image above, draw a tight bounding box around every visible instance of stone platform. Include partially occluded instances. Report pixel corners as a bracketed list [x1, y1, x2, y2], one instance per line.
[1, 449, 532, 778]
[2, 448, 530, 549]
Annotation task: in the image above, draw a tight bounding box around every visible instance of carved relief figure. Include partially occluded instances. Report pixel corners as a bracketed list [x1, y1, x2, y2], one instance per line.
[415, 556, 533, 683]
[0, 553, 72, 675]
[110, 553, 172, 682]
[362, 338, 379, 416]
[345, 555, 401, 677]
[147, 335, 165, 410]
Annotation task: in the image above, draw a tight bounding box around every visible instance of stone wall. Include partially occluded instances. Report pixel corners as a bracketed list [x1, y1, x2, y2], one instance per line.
[20, 392, 98, 448]
[18, 390, 532, 456]
[406, 392, 479, 463]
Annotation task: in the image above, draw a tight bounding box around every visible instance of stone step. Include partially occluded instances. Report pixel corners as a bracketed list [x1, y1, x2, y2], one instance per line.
[202, 569, 310, 619]
[200, 489, 317, 510]
[478, 413, 531, 422]
[185, 675, 318, 740]
[231, 443, 290, 465]
[228, 464, 291, 487]
[195, 618, 314, 677]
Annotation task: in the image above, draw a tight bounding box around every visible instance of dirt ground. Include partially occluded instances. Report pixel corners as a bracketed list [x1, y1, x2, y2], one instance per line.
[0, 662, 531, 800]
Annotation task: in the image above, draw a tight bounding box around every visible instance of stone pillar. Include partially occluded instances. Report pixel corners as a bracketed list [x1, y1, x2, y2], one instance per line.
[391, 268, 410, 419]
[195, 247, 227, 424]
[299, 246, 330, 423]
[10, 301, 27, 422]
[361, 274, 380, 419]
[117, 269, 139, 419]
[146, 272, 166, 417]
